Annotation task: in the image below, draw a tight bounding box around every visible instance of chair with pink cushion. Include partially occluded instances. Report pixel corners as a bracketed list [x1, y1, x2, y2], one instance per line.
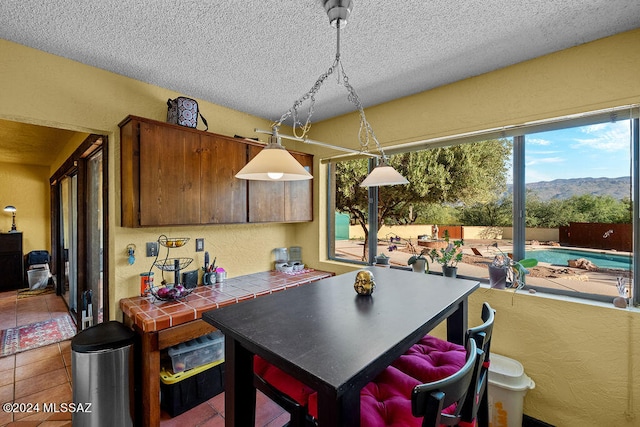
[307, 338, 481, 427]
[254, 302, 494, 427]
[253, 355, 315, 427]
[391, 335, 467, 384]
[459, 302, 494, 427]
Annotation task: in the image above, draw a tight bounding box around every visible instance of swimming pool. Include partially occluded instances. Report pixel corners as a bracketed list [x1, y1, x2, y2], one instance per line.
[525, 248, 632, 270]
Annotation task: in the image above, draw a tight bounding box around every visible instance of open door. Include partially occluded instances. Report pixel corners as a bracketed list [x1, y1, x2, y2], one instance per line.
[51, 135, 108, 328]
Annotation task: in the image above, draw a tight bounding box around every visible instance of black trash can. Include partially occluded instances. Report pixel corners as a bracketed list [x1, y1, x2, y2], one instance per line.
[71, 321, 136, 427]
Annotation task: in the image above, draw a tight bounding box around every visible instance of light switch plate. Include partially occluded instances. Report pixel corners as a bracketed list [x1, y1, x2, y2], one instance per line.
[146, 242, 158, 257]
[195, 238, 204, 252]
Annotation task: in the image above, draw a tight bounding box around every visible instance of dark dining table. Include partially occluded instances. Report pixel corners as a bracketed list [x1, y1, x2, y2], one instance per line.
[203, 266, 479, 427]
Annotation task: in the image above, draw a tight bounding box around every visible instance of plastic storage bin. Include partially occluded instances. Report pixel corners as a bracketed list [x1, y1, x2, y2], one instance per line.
[27, 266, 50, 290]
[167, 331, 224, 372]
[160, 360, 225, 417]
[488, 353, 535, 427]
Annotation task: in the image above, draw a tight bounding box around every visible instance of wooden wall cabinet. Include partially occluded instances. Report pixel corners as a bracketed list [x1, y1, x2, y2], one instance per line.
[247, 147, 314, 223]
[0, 232, 24, 290]
[120, 116, 313, 227]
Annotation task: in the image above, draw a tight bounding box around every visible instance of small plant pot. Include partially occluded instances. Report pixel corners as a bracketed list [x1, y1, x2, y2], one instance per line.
[411, 258, 428, 274]
[375, 256, 390, 265]
[488, 265, 509, 289]
[442, 265, 457, 278]
[613, 296, 628, 308]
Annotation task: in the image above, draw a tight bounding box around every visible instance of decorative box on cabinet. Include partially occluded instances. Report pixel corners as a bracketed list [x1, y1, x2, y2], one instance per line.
[119, 115, 313, 227]
[0, 232, 24, 290]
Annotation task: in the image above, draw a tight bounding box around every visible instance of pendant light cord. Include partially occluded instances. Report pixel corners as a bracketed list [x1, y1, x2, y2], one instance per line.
[271, 19, 388, 163]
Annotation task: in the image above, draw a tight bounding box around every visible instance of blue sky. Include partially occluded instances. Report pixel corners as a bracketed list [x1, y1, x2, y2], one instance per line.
[522, 120, 632, 183]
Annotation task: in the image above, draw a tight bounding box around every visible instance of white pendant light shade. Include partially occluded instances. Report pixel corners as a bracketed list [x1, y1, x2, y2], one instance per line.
[360, 163, 409, 187]
[235, 137, 312, 181]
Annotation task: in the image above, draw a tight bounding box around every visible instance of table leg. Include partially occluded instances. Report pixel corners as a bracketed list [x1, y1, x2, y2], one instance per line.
[141, 331, 160, 427]
[317, 390, 359, 427]
[477, 388, 490, 427]
[225, 338, 256, 426]
[446, 298, 469, 345]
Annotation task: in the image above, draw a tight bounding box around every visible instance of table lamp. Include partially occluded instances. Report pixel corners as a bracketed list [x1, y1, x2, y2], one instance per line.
[3, 205, 17, 232]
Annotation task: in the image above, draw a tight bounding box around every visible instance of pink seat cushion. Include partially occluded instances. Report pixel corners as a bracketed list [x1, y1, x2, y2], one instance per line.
[392, 335, 466, 383]
[253, 355, 316, 407]
[309, 366, 423, 426]
[360, 366, 423, 426]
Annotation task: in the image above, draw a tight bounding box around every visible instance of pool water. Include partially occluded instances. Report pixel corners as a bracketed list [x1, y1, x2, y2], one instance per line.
[525, 248, 632, 270]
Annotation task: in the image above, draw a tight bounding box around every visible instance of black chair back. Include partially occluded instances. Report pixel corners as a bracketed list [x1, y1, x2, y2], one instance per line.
[411, 338, 482, 427]
[461, 302, 495, 425]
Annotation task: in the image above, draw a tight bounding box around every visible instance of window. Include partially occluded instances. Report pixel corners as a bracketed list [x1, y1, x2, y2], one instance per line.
[327, 106, 639, 304]
[328, 158, 371, 265]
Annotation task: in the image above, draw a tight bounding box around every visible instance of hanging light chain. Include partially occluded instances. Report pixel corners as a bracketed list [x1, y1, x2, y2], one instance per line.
[338, 60, 387, 161]
[272, 11, 387, 163]
[273, 56, 340, 139]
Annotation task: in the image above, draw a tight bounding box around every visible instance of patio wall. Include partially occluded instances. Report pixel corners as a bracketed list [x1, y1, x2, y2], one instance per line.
[349, 225, 559, 243]
[559, 222, 631, 251]
[501, 227, 559, 242]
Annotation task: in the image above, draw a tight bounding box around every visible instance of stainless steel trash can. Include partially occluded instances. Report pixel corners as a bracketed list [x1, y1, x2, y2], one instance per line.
[71, 321, 136, 427]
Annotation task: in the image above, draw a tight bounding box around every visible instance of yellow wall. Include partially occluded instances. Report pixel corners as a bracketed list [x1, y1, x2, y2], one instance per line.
[0, 161, 50, 252]
[1, 27, 639, 426]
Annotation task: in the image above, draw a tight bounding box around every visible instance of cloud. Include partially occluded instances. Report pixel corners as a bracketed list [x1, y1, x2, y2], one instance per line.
[526, 157, 565, 166]
[528, 150, 561, 155]
[574, 122, 629, 151]
[582, 123, 608, 133]
[527, 138, 551, 146]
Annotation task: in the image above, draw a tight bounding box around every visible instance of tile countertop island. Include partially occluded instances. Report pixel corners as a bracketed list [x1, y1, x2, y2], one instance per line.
[120, 269, 334, 427]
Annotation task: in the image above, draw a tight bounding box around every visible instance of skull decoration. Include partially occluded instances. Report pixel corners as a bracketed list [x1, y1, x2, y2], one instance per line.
[354, 270, 376, 296]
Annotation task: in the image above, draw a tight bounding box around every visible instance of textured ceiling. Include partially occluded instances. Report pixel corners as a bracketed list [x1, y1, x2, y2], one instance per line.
[1, 0, 640, 165]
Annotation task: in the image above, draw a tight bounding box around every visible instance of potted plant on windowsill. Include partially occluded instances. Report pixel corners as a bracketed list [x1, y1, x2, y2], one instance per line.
[387, 235, 429, 273]
[374, 253, 390, 265]
[488, 243, 538, 289]
[428, 231, 463, 278]
[408, 250, 429, 274]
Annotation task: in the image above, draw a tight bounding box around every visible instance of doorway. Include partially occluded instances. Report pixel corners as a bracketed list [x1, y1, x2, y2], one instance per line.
[51, 134, 108, 328]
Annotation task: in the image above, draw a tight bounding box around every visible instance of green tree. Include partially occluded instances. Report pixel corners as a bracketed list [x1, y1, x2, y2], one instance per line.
[458, 195, 512, 227]
[462, 193, 632, 228]
[335, 139, 512, 259]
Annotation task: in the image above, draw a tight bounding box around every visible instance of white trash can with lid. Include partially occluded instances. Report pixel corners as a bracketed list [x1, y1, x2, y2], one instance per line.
[488, 353, 535, 427]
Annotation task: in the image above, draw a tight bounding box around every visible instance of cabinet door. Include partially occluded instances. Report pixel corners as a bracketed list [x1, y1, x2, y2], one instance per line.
[247, 145, 285, 222]
[0, 233, 23, 290]
[200, 134, 248, 223]
[139, 121, 201, 226]
[285, 153, 313, 221]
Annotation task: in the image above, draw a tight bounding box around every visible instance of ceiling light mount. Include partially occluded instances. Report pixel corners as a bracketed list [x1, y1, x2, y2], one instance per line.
[323, 0, 353, 28]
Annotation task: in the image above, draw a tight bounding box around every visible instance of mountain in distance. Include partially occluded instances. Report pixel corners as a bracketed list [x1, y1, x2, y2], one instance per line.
[508, 177, 631, 201]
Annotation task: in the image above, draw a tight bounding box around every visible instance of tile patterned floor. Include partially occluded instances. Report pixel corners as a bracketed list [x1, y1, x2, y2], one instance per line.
[0, 289, 290, 427]
[0, 289, 73, 426]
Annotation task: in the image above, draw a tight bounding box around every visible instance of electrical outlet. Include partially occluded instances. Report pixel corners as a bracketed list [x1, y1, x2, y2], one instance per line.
[195, 238, 204, 252]
[146, 242, 158, 257]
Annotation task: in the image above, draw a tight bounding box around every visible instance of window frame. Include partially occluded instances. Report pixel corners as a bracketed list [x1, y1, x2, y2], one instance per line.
[326, 106, 639, 305]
